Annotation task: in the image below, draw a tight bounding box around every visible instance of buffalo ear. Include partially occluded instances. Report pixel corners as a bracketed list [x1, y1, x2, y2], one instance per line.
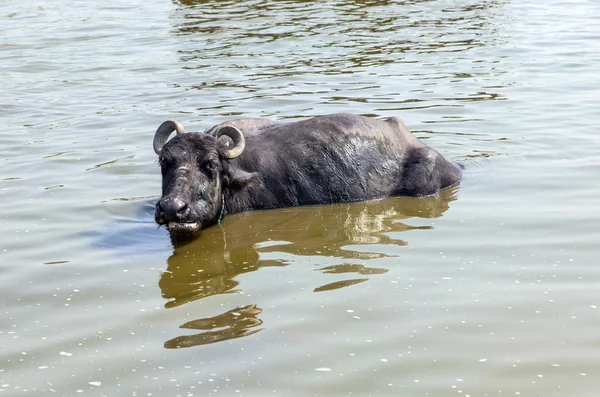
[227, 169, 259, 192]
[216, 136, 234, 150]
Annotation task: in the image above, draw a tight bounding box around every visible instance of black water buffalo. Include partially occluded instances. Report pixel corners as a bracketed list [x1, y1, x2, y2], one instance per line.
[153, 113, 462, 239]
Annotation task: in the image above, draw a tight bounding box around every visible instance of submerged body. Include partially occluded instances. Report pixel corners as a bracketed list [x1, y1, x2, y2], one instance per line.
[153, 113, 462, 240]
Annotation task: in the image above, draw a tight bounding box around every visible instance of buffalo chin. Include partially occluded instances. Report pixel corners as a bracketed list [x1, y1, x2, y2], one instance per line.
[167, 221, 201, 235]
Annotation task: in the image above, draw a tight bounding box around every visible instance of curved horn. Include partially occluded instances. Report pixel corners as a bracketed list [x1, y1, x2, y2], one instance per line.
[213, 125, 245, 159]
[153, 120, 185, 155]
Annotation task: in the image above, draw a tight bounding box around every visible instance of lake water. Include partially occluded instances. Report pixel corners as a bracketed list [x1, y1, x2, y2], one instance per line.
[2, 0, 600, 395]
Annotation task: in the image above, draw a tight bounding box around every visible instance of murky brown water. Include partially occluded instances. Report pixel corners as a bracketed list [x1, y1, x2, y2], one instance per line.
[2, 0, 600, 395]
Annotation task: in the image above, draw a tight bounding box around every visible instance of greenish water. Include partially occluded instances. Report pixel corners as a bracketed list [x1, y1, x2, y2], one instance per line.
[2, 0, 600, 396]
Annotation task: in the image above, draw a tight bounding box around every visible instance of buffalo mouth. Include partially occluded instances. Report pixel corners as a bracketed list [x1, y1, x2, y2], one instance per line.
[167, 221, 200, 234]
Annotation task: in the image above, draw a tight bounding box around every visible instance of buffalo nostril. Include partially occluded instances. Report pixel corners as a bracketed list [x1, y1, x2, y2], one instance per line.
[158, 197, 187, 219]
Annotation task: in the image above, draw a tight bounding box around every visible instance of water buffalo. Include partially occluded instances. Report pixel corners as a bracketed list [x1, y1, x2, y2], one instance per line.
[153, 113, 462, 240]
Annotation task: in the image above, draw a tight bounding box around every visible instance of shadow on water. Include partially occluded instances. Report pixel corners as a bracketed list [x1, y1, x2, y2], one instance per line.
[161, 186, 458, 348]
[86, 200, 169, 256]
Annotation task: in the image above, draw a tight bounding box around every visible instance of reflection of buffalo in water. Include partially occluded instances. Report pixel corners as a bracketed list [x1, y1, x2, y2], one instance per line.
[164, 304, 263, 349]
[159, 186, 458, 307]
[160, 188, 457, 348]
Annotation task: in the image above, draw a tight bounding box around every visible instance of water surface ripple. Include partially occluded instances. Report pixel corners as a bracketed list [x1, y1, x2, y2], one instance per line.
[1, 0, 600, 396]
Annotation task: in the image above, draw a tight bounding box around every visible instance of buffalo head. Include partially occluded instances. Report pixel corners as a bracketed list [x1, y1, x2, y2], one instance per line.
[153, 120, 256, 239]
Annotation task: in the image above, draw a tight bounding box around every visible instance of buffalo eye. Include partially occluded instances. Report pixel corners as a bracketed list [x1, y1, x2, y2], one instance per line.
[158, 157, 174, 176]
[201, 159, 219, 176]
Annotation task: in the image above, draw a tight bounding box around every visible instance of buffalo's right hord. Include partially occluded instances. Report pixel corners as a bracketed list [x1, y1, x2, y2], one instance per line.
[153, 113, 462, 240]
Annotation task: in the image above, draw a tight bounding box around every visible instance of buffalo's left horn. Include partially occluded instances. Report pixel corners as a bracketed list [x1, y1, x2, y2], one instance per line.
[153, 120, 185, 155]
[213, 125, 245, 159]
